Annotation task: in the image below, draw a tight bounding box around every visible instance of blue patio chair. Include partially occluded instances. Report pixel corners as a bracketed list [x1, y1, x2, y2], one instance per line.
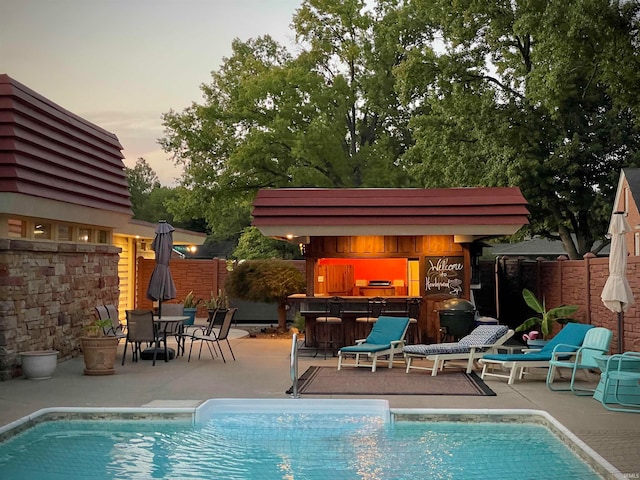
[546, 327, 613, 395]
[598, 352, 640, 413]
[337, 316, 410, 372]
[479, 323, 594, 385]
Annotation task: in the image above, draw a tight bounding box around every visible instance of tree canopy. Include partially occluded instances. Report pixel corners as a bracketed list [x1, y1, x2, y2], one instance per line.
[160, 0, 640, 259]
[395, 0, 640, 257]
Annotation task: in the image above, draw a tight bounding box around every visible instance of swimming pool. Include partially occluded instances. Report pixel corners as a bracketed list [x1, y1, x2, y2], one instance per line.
[0, 399, 623, 479]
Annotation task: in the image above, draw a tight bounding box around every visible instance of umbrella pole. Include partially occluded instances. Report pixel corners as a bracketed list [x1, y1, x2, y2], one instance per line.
[618, 311, 624, 354]
[158, 300, 162, 318]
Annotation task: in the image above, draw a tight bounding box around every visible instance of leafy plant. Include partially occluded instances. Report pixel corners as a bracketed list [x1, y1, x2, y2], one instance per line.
[515, 288, 579, 337]
[292, 312, 305, 333]
[84, 319, 112, 337]
[204, 289, 228, 309]
[182, 291, 203, 309]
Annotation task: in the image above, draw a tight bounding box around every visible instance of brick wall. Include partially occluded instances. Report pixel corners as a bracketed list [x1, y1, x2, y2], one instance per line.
[0, 239, 120, 380]
[136, 258, 230, 318]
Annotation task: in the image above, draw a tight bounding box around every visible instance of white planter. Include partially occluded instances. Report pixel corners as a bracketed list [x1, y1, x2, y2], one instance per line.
[20, 350, 59, 380]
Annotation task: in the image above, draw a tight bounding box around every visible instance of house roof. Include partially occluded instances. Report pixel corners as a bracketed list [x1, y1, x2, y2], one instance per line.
[252, 187, 529, 240]
[115, 219, 206, 246]
[622, 168, 640, 213]
[0, 74, 132, 228]
[485, 236, 609, 258]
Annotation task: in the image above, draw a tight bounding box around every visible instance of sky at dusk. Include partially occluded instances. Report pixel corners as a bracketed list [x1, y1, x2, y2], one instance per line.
[1, 0, 302, 185]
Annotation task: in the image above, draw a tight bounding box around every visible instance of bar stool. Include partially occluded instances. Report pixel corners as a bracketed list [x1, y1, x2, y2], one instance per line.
[315, 297, 344, 358]
[406, 298, 422, 344]
[355, 297, 386, 338]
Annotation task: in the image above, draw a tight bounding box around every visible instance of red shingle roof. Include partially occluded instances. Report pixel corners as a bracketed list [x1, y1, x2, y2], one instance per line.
[0, 74, 132, 218]
[252, 188, 529, 239]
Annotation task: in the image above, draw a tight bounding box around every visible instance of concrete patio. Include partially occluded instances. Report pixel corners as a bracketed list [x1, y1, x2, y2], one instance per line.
[0, 332, 639, 478]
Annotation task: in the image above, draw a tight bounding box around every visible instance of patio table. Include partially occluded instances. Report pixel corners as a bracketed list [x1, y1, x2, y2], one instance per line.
[148, 316, 188, 361]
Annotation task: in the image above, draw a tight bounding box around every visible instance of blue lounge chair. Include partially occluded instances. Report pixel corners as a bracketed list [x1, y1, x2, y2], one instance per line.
[479, 323, 594, 385]
[337, 316, 410, 372]
[403, 325, 513, 376]
[546, 327, 613, 395]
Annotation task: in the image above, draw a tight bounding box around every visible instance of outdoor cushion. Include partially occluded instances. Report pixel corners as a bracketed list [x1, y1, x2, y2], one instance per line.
[341, 343, 394, 353]
[403, 325, 509, 356]
[364, 316, 410, 346]
[403, 342, 471, 355]
[483, 323, 594, 362]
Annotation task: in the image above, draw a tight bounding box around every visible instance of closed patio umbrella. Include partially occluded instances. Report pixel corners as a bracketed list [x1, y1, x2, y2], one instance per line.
[146, 220, 177, 317]
[601, 212, 634, 353]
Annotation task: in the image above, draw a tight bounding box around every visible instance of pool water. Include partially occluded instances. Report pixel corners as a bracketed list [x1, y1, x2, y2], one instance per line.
[0, 413, 602, 480]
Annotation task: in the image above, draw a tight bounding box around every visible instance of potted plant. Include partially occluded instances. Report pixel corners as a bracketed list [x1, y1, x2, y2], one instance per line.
[204, 289, 228, 310]
[515, 288, 579, 347]
[20, 349, 59, 380]
[182, 291, 203, 326]
[81, 318, 119, 375]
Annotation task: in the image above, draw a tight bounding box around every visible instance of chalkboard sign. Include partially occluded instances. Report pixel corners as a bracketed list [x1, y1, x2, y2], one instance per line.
[424, 256, 465, 295]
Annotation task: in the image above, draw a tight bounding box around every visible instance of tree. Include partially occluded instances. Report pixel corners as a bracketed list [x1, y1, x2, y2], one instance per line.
[160, 0, 412, 239]
[126, 158, 208, 233]
[232, 227, 302, 260]
[126, 158, 160, 220]
[225, 260, 306, 330]
[395, 0, 640, 258]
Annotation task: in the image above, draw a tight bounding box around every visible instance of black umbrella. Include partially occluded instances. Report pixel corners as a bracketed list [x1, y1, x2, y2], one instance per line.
[146, 220, 177, 317]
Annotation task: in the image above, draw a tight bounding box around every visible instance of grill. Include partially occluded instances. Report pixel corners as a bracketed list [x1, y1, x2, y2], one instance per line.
[368, 280, 392, 286]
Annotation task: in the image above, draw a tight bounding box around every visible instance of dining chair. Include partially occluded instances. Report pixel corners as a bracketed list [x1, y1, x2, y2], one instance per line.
[181, 307, 227, 358]
[315, 297, 344, 359]
[95, 305, 126, 341]
[355, 297, 386, 338]
[122, 309, 159, 366]
[187, 308, 238, 362]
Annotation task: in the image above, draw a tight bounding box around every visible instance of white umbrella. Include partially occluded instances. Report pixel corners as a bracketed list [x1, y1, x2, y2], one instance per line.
[601, 212, 634, 353]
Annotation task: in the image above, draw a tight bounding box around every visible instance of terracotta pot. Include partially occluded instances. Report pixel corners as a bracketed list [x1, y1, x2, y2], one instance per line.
[20, 350, 59, 380]
[81, 336, 119, 375]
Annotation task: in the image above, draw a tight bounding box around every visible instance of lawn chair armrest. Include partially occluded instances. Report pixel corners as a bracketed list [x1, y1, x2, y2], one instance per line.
[550, 343, 580, 360]
[389, 340, 405, 348]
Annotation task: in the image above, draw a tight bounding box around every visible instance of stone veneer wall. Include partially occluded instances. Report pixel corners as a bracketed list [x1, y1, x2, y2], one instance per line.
[0, 239, 120, 380]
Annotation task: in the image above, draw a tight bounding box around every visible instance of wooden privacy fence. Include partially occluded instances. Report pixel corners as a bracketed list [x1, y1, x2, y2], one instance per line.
[136, 256, 638, 351]
[474, 256, 640, 352]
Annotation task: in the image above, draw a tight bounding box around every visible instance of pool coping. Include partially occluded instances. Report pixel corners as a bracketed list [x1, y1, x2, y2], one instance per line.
[0, 403, 625, 480]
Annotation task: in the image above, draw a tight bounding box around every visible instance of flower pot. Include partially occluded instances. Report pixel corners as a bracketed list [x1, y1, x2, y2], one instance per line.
[183, 307, 197, 326]
[20, 350, 59, 380]
[81, 336, 119, 375]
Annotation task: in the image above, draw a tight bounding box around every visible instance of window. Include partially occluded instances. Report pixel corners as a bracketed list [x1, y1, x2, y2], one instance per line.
[33, 223, 51, 239]
[97, 230, 108, 244]
[58, 225, 71, 241]
[78, 228, 91, 243]
[8, 218, 25, 238]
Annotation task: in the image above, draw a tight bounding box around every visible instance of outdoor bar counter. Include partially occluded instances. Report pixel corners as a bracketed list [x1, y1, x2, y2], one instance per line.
[289, 294, 427, 349]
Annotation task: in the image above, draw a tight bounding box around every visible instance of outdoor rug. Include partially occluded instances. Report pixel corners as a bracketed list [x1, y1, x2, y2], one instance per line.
[287, 366, 495, 396]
